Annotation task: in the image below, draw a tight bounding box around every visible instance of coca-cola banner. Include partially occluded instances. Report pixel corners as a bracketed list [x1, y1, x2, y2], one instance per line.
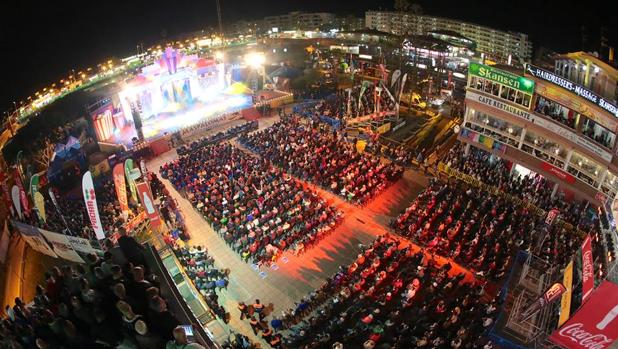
[549, 280, 618, 349]
[581, 235, 594, 303]
[136, 181, 160, 229]
[112, 164, 129, 215]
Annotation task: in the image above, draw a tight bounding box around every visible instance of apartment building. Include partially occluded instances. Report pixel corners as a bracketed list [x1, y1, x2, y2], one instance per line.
[365, 11, 533, 64]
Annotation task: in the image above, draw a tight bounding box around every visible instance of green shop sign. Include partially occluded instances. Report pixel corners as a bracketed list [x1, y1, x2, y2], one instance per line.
[469, 62, 534, 94]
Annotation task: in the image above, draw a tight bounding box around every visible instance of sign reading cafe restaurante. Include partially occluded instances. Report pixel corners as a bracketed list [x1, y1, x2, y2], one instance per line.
[469, 62, 535, 94]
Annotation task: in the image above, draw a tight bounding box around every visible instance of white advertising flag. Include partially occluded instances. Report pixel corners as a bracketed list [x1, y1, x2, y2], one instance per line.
[82, 171, 105, 240]
[11, 185, 22, 219]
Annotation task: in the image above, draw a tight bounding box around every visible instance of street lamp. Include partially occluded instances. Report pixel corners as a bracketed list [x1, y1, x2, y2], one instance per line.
[245, 52, 266, 91]
[245, 52, 265, 68]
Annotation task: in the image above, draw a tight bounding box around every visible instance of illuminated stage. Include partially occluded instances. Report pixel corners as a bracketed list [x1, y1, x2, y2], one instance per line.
[90, 48, 253, 146]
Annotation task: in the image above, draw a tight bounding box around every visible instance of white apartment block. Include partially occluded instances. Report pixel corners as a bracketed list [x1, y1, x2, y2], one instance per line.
[263, 12, 336, 31]
[365, 11, 533, 64]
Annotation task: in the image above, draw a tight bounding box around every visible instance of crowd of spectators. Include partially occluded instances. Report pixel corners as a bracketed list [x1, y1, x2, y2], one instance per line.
[235, 299, 284, 348]
[169, 243, 231, 323]
[442, 144, 597, 231]
[17, 177, 133, 242]
[534, 96, 576, 130]
[160, 143, 342, 266]
[176, 121, 258, 156]
[0, 231, 207, 349]
[392, 179, 580, 277]
[239, 117, 403, 205]
[280, 235, 498, 348]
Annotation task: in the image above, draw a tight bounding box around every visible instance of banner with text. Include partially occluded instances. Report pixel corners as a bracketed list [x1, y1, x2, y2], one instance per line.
[13, 168, 30, 216]
[39, 229, 85, 263]
[113, 163, 129, 215]
[125, 159, 139, 203]
[33, 191, 46, 223]
[549, 280, 618, 349]
[0, 171, 15, 217]
[520, 282, 566, 321]
[11, 221, 57, 258]
[136, 181, 160, 229]
[82, 171, 105, 240]
[581, 235, 595, 303]
[558, 260, 574, 327]
[11, 185, 22, 219]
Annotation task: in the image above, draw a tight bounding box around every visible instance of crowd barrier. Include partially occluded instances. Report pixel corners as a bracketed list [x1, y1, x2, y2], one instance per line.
[438, 162, 586, 238]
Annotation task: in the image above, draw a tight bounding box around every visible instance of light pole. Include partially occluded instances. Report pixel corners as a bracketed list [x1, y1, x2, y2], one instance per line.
[215, 0, 224, 36]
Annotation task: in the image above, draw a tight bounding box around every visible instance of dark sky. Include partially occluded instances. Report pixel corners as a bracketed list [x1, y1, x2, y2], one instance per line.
[1, 0, 615, 112]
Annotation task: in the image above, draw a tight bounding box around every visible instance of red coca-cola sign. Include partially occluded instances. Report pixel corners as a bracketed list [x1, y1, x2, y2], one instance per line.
[581, 235, 594, 303]
[550, 281, 618, 349]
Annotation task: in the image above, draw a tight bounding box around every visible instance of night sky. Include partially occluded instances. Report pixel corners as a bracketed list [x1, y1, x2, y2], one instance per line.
[1, 0, 615, 112]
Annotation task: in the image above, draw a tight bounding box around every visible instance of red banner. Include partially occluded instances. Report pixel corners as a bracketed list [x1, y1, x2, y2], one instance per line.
[545, 208, 560, 225]
[13, 168, 30, 215]
[549, 281, 618, 349]
[541, 162, 577, 184]
[0, 171, 14, 216]
[581, 235, 595, 303]
[136, 181, 160, 228]
[520, 282, 567, 321]
[112, 164, 129, 215]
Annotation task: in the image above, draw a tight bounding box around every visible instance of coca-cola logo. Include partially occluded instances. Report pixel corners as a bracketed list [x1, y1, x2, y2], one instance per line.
[558, 323, 613, 349]
[582, 250, 594, 282]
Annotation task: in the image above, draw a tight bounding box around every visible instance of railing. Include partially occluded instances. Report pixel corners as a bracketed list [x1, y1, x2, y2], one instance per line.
[145, 237, 221, 348]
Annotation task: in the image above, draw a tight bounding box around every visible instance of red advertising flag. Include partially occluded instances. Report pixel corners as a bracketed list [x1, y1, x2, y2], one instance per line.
[136, 181, 160, 228]
[13, 168, 30, 215]
[581, 235, 595, 303]
[549, 281, 618, 349]
[0, 171, 14, 216]
[112, 164, 129, 215]
[520, 282, 567, 321]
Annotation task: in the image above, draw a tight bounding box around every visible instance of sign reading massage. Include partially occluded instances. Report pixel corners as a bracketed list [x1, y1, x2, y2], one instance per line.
[527, 64, 618, 117]
[469, 62, 535, 94]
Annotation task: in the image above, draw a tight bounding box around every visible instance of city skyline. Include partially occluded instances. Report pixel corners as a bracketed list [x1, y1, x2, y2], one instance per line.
[1, 0, 615, 110]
